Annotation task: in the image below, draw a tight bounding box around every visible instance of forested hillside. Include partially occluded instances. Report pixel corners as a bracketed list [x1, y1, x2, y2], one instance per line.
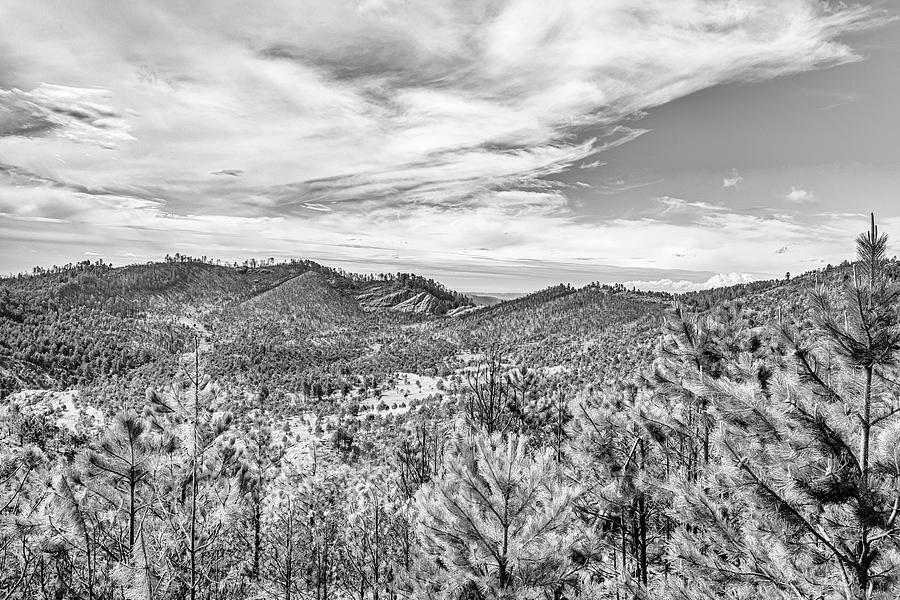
[0, 258, 481, 395]
[2, 220, 900, 599]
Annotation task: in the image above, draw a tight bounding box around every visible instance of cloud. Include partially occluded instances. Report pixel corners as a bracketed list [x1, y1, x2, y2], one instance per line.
[1, 2, 882, 196]
[0, 0, 889, 284]
[812, 90, 861, 111]
[722, 172, 744, 189]
[657, 196, 725, 214]
[578, 159, 607, 170]
[0, 84, 132, 147]
[785, 186, 816, 203]
[2, 170, 873, 291]
[623, 272, 758, 293]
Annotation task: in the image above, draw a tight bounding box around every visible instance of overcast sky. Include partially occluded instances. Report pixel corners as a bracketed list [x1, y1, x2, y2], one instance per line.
[1, 1, 898, 292]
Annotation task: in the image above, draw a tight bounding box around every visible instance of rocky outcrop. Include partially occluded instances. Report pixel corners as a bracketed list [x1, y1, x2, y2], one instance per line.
[446, 305, 480, 318]
[355, 284, 474, 315]
[392, 291, 443, 313]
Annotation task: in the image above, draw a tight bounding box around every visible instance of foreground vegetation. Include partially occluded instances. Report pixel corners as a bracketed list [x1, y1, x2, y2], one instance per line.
[2, 218, 899, 599]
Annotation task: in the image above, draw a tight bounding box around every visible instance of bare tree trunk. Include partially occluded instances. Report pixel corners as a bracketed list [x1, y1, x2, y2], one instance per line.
[286, 500, 293, 600]
[190, 338, 200, 600]
[252, 503, 262, 580]
[856, 365, 873, 599]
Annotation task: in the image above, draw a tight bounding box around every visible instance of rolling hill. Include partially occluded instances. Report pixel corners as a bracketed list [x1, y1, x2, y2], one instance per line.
[0, 258, 478, 394]
[2, 253, 874, 400]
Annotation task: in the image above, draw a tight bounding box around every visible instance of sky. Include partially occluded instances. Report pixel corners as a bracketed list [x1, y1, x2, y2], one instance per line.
[1, 1, 898, 293]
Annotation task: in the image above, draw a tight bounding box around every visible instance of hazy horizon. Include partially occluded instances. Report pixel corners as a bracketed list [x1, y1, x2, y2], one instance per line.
[4, 249, 846, 296]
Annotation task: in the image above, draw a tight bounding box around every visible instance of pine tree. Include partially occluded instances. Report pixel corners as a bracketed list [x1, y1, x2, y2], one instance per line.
[48, 468, 100, 600]
[233, 412, 283, 582]
[569, 382, 666, 599]
[665, 215, 900, 599]
[339, 468, 397, 600]
[260, 469, 305, 600]
[0, 442, 47, 599]
[145, 369, 242, 600]
[82, 409, 155, 560]
[414, 432, 579, 599]
[262, 466, 344, 600]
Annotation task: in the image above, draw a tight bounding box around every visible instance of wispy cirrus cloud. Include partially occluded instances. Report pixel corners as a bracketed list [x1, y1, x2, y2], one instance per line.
[0, 0, 891, 287]
[657, 196, 726, 214]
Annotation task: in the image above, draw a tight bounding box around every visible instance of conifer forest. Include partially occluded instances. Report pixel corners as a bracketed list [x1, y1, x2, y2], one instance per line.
[3, 2, 900, 599]
[2, 217, 900, 600]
